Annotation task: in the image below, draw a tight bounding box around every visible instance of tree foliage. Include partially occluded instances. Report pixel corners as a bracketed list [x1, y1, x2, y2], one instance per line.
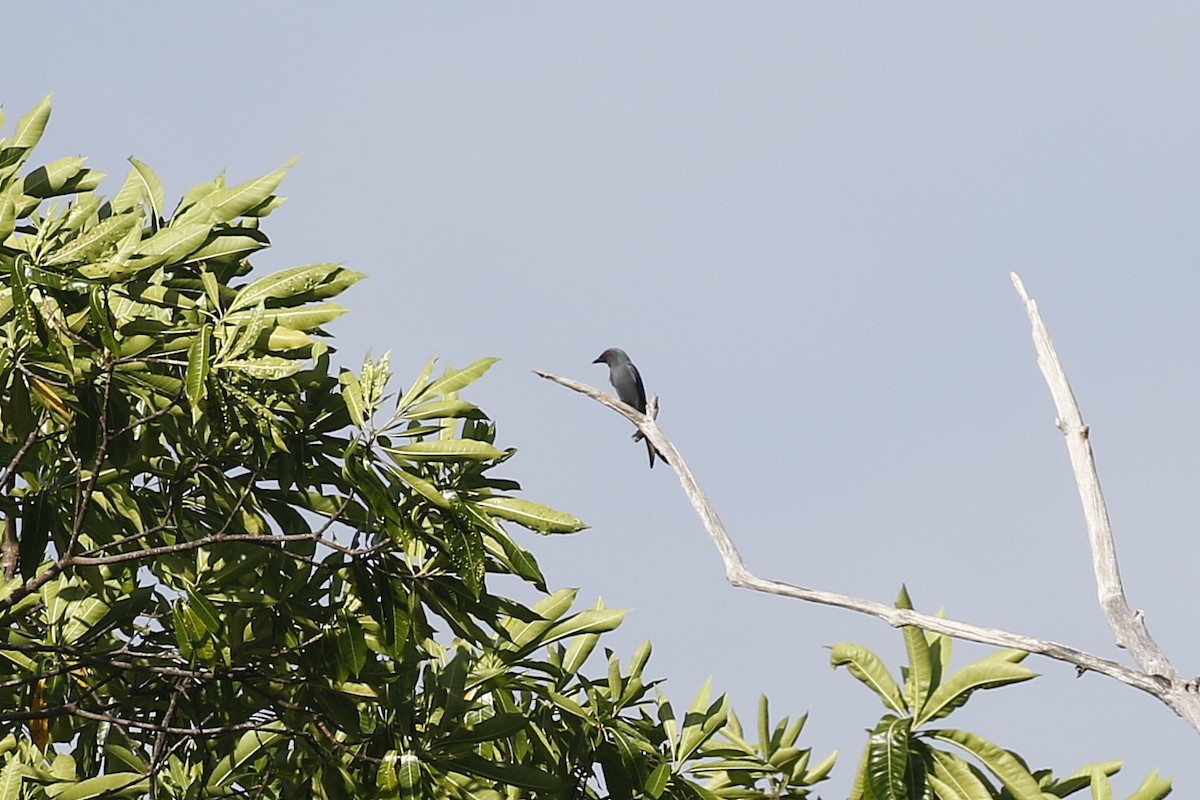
[0, 97, 835, 798]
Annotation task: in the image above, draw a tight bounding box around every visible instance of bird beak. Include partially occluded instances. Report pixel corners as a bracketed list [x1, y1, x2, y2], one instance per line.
[592, 355, 604, 364]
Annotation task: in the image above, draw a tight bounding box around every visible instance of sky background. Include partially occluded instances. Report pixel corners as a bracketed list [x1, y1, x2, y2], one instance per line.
[10, 3, 1200, 794]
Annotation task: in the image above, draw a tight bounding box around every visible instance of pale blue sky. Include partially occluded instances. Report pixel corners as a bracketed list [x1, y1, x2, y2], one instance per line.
[12, 3, 1200, 794]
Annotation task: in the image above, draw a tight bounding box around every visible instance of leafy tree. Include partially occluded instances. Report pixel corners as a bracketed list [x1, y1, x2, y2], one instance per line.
[0, 97, 835, 798]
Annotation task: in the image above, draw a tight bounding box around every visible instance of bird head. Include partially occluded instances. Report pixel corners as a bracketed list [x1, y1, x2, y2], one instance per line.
[593, 348, 624, 365]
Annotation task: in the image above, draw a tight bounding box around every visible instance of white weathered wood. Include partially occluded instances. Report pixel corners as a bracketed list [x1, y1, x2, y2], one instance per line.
[1010, 272, 1200, 728]
[535, 275, 1200, 731]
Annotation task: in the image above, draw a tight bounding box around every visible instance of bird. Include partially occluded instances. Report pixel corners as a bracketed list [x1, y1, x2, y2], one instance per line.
[592, 348, 668, 468]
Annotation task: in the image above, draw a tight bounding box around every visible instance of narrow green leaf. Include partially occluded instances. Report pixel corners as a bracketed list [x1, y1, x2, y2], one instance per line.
[200, 269, 222, 311]
[0, 187, 16, 242]
[917, 660, 1036, 725]
[206, 726, 285, 791]
[185, 587, 221, 635]
[927, 749, 992, 800]
[387, 439, 505, 462]
[5, 94, 52, 153]
[404, 399, 480, 421]
[377, 752, 400, 800]
[927, 728, 1042, 800]
[51, 772, 148, 800]
[447, 753, 563, 792]
[866, 715, 911, 800]
[228, 263, 346, 311]
[224, 301, 347, 332]
[187, 227, 269, 261]
[336, 609, 368, 678]
[418, 357, 499, 401]
[830, 643, 906, 713]
[396, 356, 437, 411]
[128, 157, 164, 222]
[42, 211, 140, 266]
[397, 752, 421, 798]
[538, 608, 628, 647]
[894, 587, 936, 716]
[339, 370, 367, 428]
[134, 222, 211, 261]
[474, 496, 587, 534]
[217, 356, 302, 380]
[644, 763, 671, 798]
[0, 757, 24, 800]
[186, 324, 212, 411]
[192, 159, 294, 223]
[560, 631, 601, 678]
[676, 681, 729, 764]
[1126, 769, 1172, 800]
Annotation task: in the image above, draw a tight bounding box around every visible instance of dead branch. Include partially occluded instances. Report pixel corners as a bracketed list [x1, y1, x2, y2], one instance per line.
[533, 276, 1200, 730]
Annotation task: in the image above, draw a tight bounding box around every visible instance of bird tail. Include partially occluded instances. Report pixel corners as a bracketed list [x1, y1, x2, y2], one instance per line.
[643, 436, 667, 468]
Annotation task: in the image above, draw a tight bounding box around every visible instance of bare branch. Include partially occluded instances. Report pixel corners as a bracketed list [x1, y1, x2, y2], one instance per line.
[1011, 272, 1200, 728]
[535, 319, 1200, 730]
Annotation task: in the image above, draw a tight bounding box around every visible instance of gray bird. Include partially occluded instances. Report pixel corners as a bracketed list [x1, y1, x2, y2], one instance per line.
[593, 348, 668, 468]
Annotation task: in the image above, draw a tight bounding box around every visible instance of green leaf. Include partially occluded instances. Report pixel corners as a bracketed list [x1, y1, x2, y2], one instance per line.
[917, 659, 1036, 725]
[474, 497, 587, 533]
[0, 95, 52, 184]
[42, 209, 141, 266]
[340, 370, 368, 428]
[206, 726, 285, 792]
[0, 187, 16, 242]
[224, 301, 348, 332]
[0, 758, 24, 800]
[189, 159, 294, 223]
[396, 356, 437, 411]
[397, 752, 422, 798]
[927, 728, 1042, 800]
[384, 468, 447, 511]
[560, 630, 601, 679]
[22, 157, 103, 198]
[927, 749, 992, 800]
[418, 358, 499, 401]
[187, 227, 270, 261]
[443, 514, 486, 598]
[186, 324, 212, 413]
[830, 643, 906, 714]
[51, 773, 148, 800]
[217, 356, 302, 380]
[447, 753, 563, 792]
[228, 263, 350, 311]
[676, 680, 729, 765]
[185, 587, 221, 635]
[387, 439, 505, 462]
[336, 609, 368, 679]
[644, 763, 671, 798]
[866, 715, 911, 800]
[538, 608, 628, 648]
[404, 399, 481, 421]
[1126, 769, 1173, 800]
[895, 587, 935, 715]
[134, 222, 211, 262]
[128, 157, 164, 222]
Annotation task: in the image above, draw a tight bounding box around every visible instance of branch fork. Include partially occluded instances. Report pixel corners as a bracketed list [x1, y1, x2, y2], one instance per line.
[536, 273, 1200, 731]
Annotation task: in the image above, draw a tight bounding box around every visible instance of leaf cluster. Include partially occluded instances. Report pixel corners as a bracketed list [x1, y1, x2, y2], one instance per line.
[833, 588, 1172, 800]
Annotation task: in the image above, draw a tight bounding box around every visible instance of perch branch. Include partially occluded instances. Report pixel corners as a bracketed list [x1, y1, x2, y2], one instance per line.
[535, 294, 1200, 730]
